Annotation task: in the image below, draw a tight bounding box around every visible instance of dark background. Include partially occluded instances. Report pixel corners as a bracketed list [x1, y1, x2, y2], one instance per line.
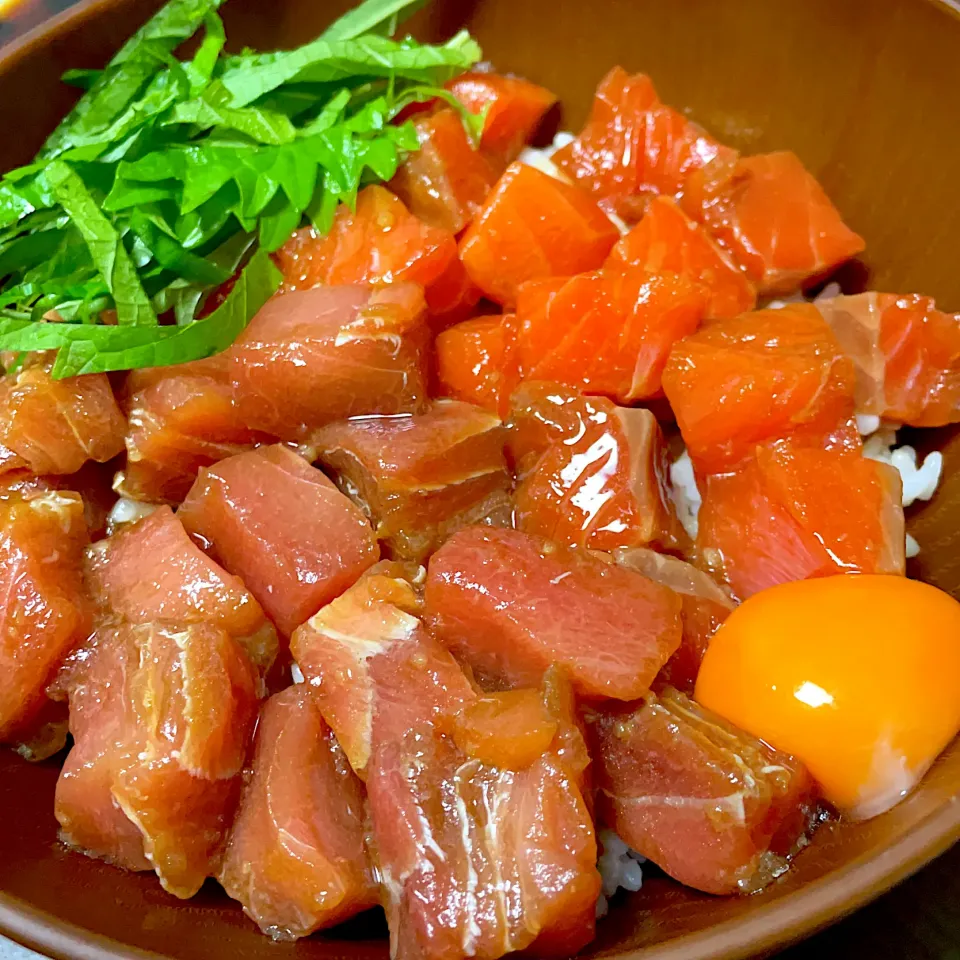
[0, 0, 958, 957]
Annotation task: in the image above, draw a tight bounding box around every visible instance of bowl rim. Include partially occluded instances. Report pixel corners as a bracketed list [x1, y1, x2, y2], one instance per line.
[0, 1, 959, 958]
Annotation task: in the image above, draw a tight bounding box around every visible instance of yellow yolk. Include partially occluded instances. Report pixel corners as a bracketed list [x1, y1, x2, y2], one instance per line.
[695, 575, 960, 820]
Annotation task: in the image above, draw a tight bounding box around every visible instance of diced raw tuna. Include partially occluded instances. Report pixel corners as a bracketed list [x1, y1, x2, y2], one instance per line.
[119, 356, 270, 504]
[662, 304, 859, 474]
[218, 686, 377, 940]
[0, 493, 90, 744]
[816, 292, 960, 427]
[607, 196, 756, 319]
[508, 381, 686, 551]
[390, 108, 498, 234]
[228, 283, 429, 441]
[696, 443, 905, 600]
[179, 445, 379, 636]
[435, 314, 520, 417]
[369, 668, 600, 960]
[446, 71, 558, 165]
[590, 687, 819, 895]
[55, 620, 259, 898]
[459, 162, 620, 306]
[425, 527, 682, 699]
[314, 400, 512, 563]
[613, 547, 735, 693]
[514, 267, 705, 402]
[553, 66, 737, 203]
[291, 562, 473, 779]
[85, 506, 278, 678]
[274, 185, 456, 295]
[681, 151, 865, 296]
[0, 356, 125, 476]
[295, 565, 600, 958]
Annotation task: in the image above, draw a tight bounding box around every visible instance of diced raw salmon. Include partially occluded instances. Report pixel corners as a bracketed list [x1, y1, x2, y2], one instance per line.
[590, 687, 819, 895]
[435, 314, 520, 417]
[423, 254, 483, 330]
[553, 66, 737, 202]
[613, 547, 735, 693]
[816, 292, 960, 427]
[390, 108, 498, 234]
[514, 267, 705, 402]
[696, 443, 905, 600]
[681, 151, 865, 295]
[291, 561, 473, 778]
[459, 162, 620, 306]
[218, 686, 377, 940]
[314, 400, 512, 563]
[446, 71, 558, 165]
[0, 355, 125, 476]
[275, 185, 456, 294]
[179, 445, 379, 636]
[425, 527, 682, 699]
[662, 304, 859, 474]
[55, 620, 259, 898]
[608, 196, 756, 319]
[507, 381, 686, 551]
[0, 493, 90, 744]
[228, 283, 429, 441]
[84, 506, 278, 677]
[119, 356, 270, 504]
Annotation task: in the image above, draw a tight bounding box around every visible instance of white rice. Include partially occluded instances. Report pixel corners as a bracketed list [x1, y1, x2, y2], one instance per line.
[290, 662, 306, 684]
[106, 496, 157, 535]
[669, 449, 701, 539]
[517, 131, 575, 181]
[596, 830, 645, 918]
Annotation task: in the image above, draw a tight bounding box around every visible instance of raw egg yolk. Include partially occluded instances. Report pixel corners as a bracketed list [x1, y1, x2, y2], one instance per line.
[695, 575, 960, 820]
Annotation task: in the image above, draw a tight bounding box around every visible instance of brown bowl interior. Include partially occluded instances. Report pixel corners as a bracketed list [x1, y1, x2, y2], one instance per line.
[2, 0, 960, 958]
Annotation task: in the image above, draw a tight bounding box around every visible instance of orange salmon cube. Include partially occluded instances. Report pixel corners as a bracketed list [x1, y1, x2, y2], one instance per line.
[590, 687, 818, 895]
[314, 400, 512, 563]
[816, 292, 960, 427]
[553, 66, 736, 202]
[508, 381, 686, 551]
[681, 151, 865, 296]
[459, 162, 620, 306]
[390, 108, 498, 234]
[435, 314, 520, 417]
[446, 71, 558, 165]
[179, 445, 379, 636]
[515, 267, 705, 402]
[274, 185, 456, 295]
[218, 686, 377, 939]
[608, 196, 756, 319]
[662, 304, 859, 474]
[697, 443, 905, 600]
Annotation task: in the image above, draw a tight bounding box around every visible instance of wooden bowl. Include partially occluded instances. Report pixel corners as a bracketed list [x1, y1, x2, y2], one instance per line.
[1, 1, 959, 958]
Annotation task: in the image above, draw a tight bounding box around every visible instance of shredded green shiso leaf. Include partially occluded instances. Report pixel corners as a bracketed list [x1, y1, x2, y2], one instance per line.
[0, 0, 483, 377]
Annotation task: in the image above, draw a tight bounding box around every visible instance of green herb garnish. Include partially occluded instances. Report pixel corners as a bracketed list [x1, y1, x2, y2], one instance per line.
[0, 0, 482, 376]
